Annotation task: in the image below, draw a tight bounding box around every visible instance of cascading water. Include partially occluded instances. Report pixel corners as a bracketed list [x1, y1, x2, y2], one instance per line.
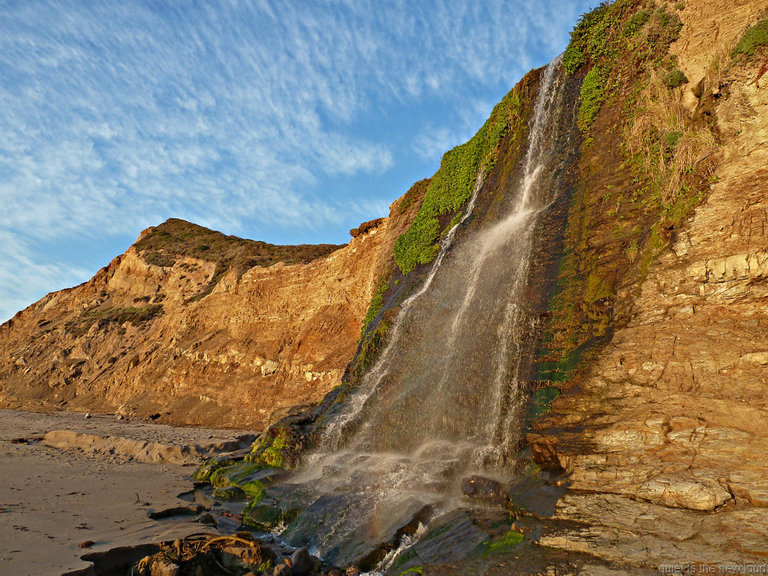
[279, 55, 581, 569]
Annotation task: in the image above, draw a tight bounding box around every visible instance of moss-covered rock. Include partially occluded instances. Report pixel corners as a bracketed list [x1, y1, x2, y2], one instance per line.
[209, 462, 275, 500]
[193, 457, 236, 483]
[479, 528, 525, 556]
[212, 486, 248, 501]
[242, 502, 286, 531]
[529, 387, 561, 420]
[247, 428, 291, 469]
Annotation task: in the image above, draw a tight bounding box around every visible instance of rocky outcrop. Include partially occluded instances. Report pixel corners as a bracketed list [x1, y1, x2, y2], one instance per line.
[530, 0, 768, 568]
[0, 198, 421, 429]
[41, 429, 253, 465]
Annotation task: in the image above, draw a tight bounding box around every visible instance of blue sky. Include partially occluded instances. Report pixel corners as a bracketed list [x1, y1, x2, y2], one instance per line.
[0, 0, 595, 322]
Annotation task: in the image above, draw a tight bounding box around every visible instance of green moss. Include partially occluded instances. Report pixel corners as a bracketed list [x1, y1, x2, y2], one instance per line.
[356, 317, 390, 376]
[243, 502, 284, 530]
[664, 185, 704, 228]
[212, 486, 248, 501]
[394, 88, 525, 274]
[530, 387, 561, 419]
[260, 433, 286, 469]
[577, 66, 605, 132]
[563, 43, 586, 74]
[240, 480, 267, 500]
[480, 528, 525, 556]
[399, 569, 425, 575]
[664, 68, 688, 87]
[584, 269, 611, 303]
[209, 462, 268, 497]
[536, 344, 586, 384]
[359, 278, 390, 341]
[732, 17, 768, 57]
[623, 9, 650, 36]
[193, 458, 234, 482]
[638, 222, 667, 278]
[247, 429, 289, 469]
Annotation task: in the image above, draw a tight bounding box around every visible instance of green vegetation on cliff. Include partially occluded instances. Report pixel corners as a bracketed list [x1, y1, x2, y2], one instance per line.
[732, 16, 768, 57]
[623, 9, 650, 37]
[664, 68, 688, 87]
[536, 0, 718, 385]
[394, 89, 525, 274]
[136, 218, 341, 269]
[577, 67, 605, 131]
[563, 0, 682, 132]
[66, 304, 163, 337]
[348, 71, 538, 388]
[359, 277, 389, 341]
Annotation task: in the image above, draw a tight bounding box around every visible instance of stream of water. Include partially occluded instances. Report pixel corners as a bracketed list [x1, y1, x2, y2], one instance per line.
[281, 55, 579, 569]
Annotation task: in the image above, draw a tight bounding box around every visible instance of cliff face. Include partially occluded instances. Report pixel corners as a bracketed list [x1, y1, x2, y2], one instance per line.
[3, 0, 768, 570]
[0, 201, 420, 429]
[529, 0, 768, 567]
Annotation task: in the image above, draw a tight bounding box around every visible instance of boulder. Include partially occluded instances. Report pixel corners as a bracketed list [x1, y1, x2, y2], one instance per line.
[461, 475, 507, 504]
[150, 558, 180, 576]
[213, 486, 248, 501]
[288, 547, 313, 575]
[272, 563, 292, 576]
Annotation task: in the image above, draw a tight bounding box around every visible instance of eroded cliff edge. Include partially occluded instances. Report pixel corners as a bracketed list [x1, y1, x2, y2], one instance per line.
[0, 200, 421, 429]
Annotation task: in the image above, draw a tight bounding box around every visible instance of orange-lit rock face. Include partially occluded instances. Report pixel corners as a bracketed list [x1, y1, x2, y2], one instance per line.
[529, 0, 768, 566]
[0, 197, 419, 430]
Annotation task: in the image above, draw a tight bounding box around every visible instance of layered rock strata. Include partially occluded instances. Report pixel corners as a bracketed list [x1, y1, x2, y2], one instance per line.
[0, 199, 420, 429]
[530, 0, 768, 567]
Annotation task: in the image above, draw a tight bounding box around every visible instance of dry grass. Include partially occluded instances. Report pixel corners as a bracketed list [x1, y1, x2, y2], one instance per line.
[704, 45, 735, 90]
[668, 130, 718, 190]
[624, 69, 718, 208]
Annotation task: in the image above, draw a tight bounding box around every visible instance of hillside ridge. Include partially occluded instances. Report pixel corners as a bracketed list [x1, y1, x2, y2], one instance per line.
[0, 202, 420, 429]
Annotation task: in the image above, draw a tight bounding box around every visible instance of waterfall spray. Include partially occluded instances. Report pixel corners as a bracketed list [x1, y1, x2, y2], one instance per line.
[321, 172, 486, 452]
[279, 54, 581, 569]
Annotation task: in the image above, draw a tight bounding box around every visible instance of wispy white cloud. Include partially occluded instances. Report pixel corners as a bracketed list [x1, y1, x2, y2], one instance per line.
[0, 0, 595, 321]
[0, 231, 91, 323]
[413, 127, 466, 162]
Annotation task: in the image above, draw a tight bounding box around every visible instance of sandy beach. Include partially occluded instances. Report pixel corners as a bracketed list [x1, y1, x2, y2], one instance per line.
[0, 409, 255, 575]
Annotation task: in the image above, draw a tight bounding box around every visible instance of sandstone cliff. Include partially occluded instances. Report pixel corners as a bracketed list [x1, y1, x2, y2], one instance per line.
[3, 0, 768, 571]
[0, 200, 421, 429]
[529, 0, 768, 568]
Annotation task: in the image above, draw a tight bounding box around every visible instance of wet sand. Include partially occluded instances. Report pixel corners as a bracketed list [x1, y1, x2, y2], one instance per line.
[0, 409, 254, 575]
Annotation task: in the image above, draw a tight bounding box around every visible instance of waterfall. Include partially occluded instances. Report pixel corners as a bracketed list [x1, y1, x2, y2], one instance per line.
[278, 55, 580, 569]
[319, 172, 486, 454]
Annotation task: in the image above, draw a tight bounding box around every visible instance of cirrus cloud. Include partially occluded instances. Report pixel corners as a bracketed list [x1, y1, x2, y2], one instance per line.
[0, 0, 595, 321]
